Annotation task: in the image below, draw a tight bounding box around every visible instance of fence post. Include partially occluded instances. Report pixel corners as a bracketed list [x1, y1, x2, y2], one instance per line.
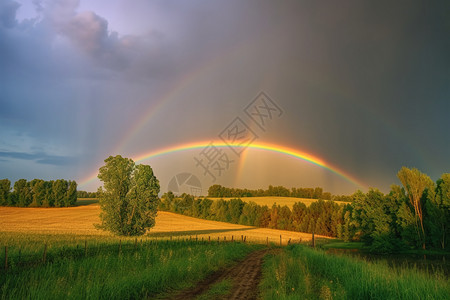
[43, 243, 47, 264]
[208, 236, 210, 242]
[232, 235, 234, 242]
[224, 236, 226, 242]
[312, 231, 315, 248]
[241, 235, 243, 242]
[280, 235, 282, 246]
[266, 237, 269, 246]
[84, 240, 88, 257]
[4, 246, 7, 270]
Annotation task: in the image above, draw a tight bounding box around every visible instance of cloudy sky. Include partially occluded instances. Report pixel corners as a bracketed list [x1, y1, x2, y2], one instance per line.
[1, 0, 449, 195]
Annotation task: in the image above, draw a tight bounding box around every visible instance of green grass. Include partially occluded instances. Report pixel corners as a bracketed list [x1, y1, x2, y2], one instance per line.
[195, 279, 233, 300]
[260, 244, 449, 300]
[1, 234, 260, 299]
[319, 239, 365, 250]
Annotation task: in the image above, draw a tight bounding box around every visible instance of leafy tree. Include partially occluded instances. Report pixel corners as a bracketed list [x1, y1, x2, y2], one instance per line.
[0, 179, 11, 206]
[431, 174, 450, 249]
[397, 167, 433, 249]
[66, 180, 78, 206]
[97, 155, 160, 236]
[53, 179, 68, 207]
[14, 179, 32, 207]
[30, 179, 45, 207]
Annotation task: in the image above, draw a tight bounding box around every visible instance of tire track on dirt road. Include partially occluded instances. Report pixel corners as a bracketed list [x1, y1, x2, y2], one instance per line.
[167, 248, 270, 300]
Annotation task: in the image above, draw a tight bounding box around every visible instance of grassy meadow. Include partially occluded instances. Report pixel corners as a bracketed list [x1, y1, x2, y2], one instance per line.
[260, 244, 450, 300]
[1, 235, 260, 299]
[1, 202, 448, 299]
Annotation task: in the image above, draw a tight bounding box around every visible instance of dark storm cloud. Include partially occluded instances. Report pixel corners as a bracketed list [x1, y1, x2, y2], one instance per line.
[1, 0, 449, 192]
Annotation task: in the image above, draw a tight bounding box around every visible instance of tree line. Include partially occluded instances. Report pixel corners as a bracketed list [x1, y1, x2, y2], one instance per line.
[163, 168, 449, 252]
[346, 168, 449, 252]
[207, 184, 337, 200]
[77, 190, 99, 198]
[0, 178, 77, 207]
[159, 192, 345, 238]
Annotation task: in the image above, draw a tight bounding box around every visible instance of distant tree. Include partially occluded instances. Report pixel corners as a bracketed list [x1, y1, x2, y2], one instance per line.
[14, 179, 32, 207]
[0, 179, 11, 206]
[397, 167, 433, 249]
[66, 180, 77, 206]
[430, 174, 450, 249]
[30, 179, 45, 207]
[97, 155, 160, 236]
[53, 179, 68, 207]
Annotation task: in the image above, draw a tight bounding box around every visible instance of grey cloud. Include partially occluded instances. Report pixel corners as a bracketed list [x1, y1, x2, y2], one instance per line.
[0, 151, 78, 166]
[0, 0, 20, 28]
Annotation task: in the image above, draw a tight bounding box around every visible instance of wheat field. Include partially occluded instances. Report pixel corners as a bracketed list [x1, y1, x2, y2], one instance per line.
[0, 203, 327, 244]
[203, 196, 350, 208]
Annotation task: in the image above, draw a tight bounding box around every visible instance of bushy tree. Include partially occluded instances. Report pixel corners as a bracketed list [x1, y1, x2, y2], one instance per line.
[97, 155, 160, 236]
[397, 167, 434, 249]
[0, 179, 11, 206]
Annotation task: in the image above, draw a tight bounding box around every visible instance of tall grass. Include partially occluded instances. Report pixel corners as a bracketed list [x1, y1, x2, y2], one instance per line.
[1, 235, 260, 299]
[260, 245, 449, 300]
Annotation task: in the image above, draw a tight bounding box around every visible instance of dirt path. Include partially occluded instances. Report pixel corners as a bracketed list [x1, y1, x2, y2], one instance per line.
[167, 248, 270, 300]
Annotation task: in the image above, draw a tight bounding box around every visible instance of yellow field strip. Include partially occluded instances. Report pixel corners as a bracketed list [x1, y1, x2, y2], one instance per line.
[0, 205, 329, 245]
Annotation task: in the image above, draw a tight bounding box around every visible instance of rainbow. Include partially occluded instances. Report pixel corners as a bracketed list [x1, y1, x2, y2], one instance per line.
[79, 141, 367, 189]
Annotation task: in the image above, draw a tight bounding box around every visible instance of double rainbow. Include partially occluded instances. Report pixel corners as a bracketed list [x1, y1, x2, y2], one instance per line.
[79, 141, 366, 190]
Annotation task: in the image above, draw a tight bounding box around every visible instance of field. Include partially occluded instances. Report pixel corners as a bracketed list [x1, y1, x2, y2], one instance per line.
[0, 202, 324, 244]
[261, 244, 450, 299]
[1, 203, 448, 299]
[203, 196, 350, 208]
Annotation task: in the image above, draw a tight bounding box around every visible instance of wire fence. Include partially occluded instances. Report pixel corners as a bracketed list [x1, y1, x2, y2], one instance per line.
[1, 233, 314, 272]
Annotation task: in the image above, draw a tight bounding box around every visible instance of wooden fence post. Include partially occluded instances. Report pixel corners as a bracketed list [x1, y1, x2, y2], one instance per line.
[4, 246, 7, 270]
[266, 237, 269, 246]
[232, 235, 234, 242]
[312, 232, 315, 248]
[244, 236, 247, 243]
[208, 236, 211, 242]
[280, 235, 282, 246]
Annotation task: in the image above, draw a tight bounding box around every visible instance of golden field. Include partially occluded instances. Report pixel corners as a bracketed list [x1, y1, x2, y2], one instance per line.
[0, 202, 328, 244]
[203, 196, 350, 208]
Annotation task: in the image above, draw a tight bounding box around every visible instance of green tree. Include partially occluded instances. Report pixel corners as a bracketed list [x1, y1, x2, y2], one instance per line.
[30, 179, 45, 207]
[14, 179, 32, 207]
[53, 179, 68, 207]
[97, 155, 160, 236]
[432, 174, 450, 249]
[0, 179, 11, 206]
[397, 167, 433, 249]
[66, 180, 78, 206]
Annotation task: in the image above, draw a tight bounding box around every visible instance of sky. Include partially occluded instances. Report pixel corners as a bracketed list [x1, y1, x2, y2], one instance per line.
[1, 0, 449, 195]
